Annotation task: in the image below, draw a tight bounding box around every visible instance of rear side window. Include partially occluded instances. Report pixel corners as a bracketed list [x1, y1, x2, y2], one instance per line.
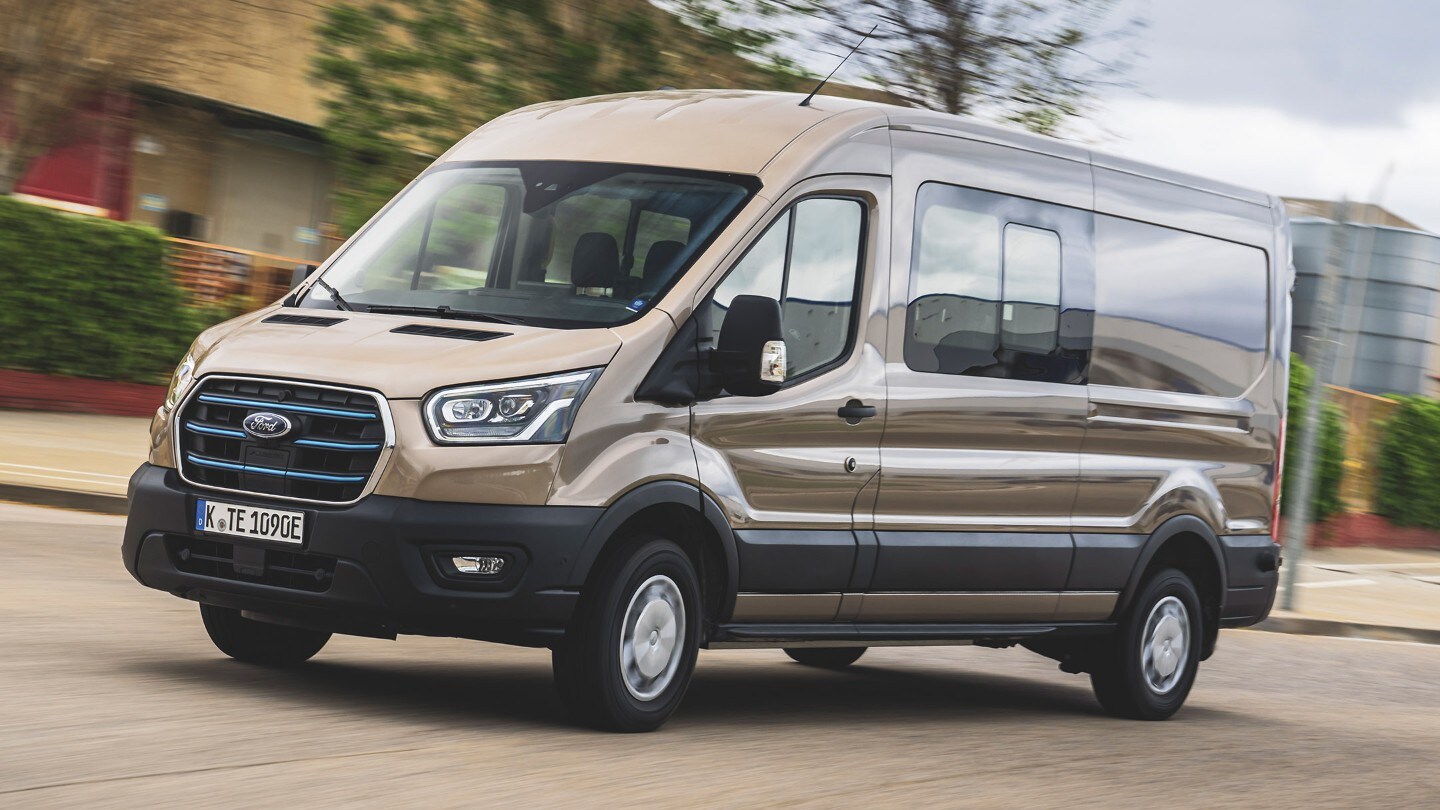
[905, 183, 1074, 382]
[1091, 216, 1268, 397]
[710, 197, 866, 380]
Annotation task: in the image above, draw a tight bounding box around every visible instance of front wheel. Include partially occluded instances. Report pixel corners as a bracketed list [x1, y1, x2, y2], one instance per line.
[552, 537, 702, 732]
[199, 604, 330, 666]
[1090, 568, 1202, 720]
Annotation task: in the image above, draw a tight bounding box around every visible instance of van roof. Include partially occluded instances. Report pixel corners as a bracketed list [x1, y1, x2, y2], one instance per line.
[442, 89, 1273, 208]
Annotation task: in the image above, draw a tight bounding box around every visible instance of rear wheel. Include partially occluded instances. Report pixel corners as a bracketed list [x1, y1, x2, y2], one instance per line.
[552, 537, 702, 732]
[1090, 568, 1202, 720]
[784, 647, 866, 669]
[199, 604, 330, 666]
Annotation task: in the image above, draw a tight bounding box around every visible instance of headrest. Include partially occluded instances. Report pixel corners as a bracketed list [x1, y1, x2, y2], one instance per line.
[571, 232, 621, 289]
[642, 240, 687, 287]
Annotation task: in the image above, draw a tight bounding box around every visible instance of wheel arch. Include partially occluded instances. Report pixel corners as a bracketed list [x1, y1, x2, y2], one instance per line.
[568, 480, 740, 625]
[1117, 515, 1228, 660]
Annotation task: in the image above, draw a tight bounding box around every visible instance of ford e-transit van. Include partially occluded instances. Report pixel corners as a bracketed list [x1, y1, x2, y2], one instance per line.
[123, 90, 1290, 732]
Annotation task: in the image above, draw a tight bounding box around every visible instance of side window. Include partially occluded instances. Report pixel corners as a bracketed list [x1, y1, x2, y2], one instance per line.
[1091, 216, 1268, 396]
[710, 197, 865, 380]
[1002, 224, 1061, 354]
[905, 183, 1071, 382]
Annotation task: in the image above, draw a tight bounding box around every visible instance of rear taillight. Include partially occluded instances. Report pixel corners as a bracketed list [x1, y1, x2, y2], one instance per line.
[1271, 415, 1286, 543]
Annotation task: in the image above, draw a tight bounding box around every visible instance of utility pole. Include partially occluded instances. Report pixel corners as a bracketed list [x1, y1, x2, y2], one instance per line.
[1280, 201, 1353, 611]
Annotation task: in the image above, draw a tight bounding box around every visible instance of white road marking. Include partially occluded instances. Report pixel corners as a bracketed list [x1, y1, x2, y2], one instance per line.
[0, 470, 126, 488]
[1311, 562, 1440, 570]
[1298, 578, 1376, 589]
[1234, 631, 1440, 650]
[0, 462, 130, 480]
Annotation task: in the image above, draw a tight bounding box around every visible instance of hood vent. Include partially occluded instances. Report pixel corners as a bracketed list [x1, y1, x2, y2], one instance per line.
[390, 324, 509, 342]
[263, 314, 346, 327]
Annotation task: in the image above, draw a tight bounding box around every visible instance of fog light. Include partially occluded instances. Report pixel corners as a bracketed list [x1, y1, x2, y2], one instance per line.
[452, 555, 505, 575]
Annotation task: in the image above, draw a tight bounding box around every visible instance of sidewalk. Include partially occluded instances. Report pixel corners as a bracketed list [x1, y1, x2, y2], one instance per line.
[2, 409, 1437, 641]
[0, 410, 149, 513]
[1258, 547, 1440, 643]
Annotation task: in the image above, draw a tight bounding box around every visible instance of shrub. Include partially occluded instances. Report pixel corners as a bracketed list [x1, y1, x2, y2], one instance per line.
[1375, 396, 1440, 529]
[1284, 355, 1346, 521]
[0, 197, 206, 384]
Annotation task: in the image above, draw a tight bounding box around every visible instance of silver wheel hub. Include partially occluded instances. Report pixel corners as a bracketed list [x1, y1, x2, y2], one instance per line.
[620, 574, 685, 701]
[1141, 595, 1190, 694]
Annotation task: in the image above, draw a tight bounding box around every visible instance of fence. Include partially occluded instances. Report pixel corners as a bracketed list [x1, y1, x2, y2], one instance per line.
[1328, 384, 1400, 513]
[165, 237, 315, 307]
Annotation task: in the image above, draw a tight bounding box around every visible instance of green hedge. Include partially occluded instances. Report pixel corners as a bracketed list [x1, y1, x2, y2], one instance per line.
[0, 197, 224, 384]
[1375, 396, 1440, 528]
[1285, 355, 1347, 521]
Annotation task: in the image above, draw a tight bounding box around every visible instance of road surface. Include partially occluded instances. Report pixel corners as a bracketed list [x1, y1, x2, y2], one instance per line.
[3, 502, 1438, 808]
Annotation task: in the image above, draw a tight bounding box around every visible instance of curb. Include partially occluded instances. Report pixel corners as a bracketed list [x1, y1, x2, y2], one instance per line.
[1253, 614, 1440, 646]
[0, 483, 128, 516]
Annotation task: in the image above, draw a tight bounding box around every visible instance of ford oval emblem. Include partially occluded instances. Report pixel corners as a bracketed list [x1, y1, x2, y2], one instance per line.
[242, 411, 293, 439]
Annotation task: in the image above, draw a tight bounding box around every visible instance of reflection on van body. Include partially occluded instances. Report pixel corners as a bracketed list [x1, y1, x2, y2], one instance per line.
[122, 90, 1290, 732]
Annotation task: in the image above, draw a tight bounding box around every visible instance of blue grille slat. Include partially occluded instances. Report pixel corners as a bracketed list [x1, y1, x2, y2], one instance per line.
[186, 453, 368, 484]
[196, 394, 378, 420]
[292, 438, 383, 451]
[184, 421, 247, 439]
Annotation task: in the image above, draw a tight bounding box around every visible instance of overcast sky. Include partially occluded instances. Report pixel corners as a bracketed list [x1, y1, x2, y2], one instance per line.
[1085, 0, 1440, 230]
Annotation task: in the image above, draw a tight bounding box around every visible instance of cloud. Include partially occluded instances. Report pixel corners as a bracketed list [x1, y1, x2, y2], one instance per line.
[1120, 0, 1440, 127]
[1084, 97, 1440, 231]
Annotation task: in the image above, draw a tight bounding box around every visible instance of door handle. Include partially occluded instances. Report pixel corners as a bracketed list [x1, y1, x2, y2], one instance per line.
[837, 399, 877, 424]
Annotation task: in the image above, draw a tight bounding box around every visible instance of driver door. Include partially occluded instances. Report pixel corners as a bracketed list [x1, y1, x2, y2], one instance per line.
[691, 176, 891, 623]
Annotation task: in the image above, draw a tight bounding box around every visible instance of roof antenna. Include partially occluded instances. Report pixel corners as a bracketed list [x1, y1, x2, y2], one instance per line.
[799, 24, 879, 107]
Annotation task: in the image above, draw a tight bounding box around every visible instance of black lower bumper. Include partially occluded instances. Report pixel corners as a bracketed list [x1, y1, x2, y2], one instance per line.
[1218, 535, 1281, 628]
[122, 463, 603, 645]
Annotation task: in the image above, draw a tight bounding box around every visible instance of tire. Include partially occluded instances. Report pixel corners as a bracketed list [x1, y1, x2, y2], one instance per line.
[552, 536, 702, 732]
[784, 647, 866, 669]
[1090, 567, 1203, 720]
[199, 604, 331, 666]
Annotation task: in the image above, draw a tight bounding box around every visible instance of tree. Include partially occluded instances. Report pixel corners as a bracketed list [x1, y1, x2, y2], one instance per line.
[0, 0, 206, 195]
[671, 0, 1137, 136]
[313, 0, 771, 234]
[1286, 354, 1347, 522]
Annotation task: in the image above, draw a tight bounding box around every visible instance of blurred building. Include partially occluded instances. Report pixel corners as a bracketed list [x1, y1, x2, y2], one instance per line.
[1285, 198, 1440, 396]
[10, 0, 337, 263]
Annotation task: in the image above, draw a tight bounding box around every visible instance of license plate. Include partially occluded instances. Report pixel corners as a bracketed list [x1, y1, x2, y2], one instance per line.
[195, 499, 305, 545]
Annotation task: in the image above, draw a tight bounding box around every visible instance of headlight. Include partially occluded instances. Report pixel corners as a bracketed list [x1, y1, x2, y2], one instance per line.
[424, 368, 602, 444]
[162, 352, 197, 412]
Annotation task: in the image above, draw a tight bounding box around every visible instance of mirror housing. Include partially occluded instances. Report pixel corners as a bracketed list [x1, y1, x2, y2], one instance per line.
[712, 294, 786, 396]
[290, 263, 318, 288]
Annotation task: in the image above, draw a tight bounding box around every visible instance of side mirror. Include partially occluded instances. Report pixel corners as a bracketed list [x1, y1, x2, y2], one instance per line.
[712, 294, 786, 396]
[290, 263, 318, 288]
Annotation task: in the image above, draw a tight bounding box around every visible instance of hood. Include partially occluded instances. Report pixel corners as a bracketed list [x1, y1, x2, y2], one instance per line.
[190, 307, 623, 399]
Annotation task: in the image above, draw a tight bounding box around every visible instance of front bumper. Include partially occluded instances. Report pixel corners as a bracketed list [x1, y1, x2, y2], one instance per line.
[122, 463, 602, 645]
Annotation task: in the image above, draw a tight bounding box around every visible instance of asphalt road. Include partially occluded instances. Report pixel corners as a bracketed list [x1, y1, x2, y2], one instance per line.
[3, 502, 1439, 808]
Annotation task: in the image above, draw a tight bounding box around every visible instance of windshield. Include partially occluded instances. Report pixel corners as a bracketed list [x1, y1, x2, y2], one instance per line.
[302, 161, 759, 328]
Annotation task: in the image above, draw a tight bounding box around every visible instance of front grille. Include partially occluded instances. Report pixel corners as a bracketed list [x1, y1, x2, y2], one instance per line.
[177, 377, 388, 504]
[167, 535, 336, 593]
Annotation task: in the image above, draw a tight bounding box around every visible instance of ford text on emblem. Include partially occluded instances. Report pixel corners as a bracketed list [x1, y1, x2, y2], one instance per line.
[242, 411, 293, 439]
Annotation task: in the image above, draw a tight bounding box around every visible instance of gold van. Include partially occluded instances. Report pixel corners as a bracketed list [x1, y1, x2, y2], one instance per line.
[124, 90, 1291, 731]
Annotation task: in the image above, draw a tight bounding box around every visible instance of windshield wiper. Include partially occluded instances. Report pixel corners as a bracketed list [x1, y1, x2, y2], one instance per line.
[313, 278, 355, 312]
[360, 304, 528, 326]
